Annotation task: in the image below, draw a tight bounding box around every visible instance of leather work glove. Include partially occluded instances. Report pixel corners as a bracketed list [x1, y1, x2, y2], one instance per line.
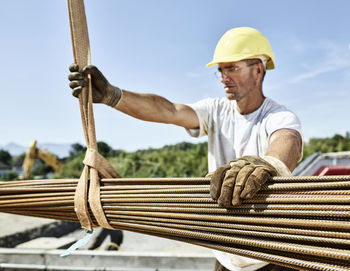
[68, 64, 122, 107]
[209, 156, 278, 207]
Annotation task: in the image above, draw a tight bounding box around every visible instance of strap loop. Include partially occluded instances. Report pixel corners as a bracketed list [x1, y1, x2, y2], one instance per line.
[83, 148, 121, 179]
[68, 0, 121, 231]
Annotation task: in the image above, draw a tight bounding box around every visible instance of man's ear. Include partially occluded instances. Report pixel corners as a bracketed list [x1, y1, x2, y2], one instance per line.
[255, 62, 265, 82]
[256, 62, 264, 74]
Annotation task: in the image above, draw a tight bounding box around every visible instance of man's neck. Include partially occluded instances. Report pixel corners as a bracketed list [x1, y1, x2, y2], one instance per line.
[236, 94, 265, 115]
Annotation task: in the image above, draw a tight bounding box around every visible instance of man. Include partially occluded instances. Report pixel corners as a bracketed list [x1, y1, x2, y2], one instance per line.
[68, 27, 302, 271]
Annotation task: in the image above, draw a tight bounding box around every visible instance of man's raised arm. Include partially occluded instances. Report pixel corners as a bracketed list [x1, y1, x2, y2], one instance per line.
[68, 64, 199, 130]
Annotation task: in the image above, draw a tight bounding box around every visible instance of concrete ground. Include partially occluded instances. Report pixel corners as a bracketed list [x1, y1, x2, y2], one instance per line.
[121, 230, 212, 254]
[0, 213, 54, 237]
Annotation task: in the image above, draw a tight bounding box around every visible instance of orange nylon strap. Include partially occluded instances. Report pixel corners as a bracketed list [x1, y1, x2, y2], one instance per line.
[67, 0, 120, 231]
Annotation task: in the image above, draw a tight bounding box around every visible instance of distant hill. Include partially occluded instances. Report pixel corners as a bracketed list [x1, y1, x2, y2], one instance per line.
[0, 143, 27, 156]
[0, 142, 72, 158]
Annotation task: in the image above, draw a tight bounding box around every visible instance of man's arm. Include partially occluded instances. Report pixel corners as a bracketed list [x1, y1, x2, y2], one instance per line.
[68, 64, 199, 130]
[115, 90, 199, 130]
[210, 128, 302, 207]
[265, 129, 303, 172]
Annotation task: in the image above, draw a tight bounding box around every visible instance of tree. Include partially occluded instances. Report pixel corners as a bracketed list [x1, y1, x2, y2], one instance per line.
[97, 141, 113, 157]
[1, 171, 18, 181]
[0, 150, 12, 166]
[31, 161, 53, 178]
[69, 143, 86, 158]
[55, 151, 85, 179]
[302, 133, 350, 161]
[112, 141, 208, 178]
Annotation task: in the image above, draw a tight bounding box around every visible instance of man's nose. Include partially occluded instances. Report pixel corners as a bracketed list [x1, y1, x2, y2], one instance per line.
[221, 73, 231, 84]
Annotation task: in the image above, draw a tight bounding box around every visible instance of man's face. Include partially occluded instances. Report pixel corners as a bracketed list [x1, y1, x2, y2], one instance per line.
[217, 60, 259, 101]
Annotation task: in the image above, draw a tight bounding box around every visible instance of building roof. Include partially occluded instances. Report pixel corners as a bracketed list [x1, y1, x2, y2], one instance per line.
[0, 161, 11, 170]
[12, 157, 24, 167]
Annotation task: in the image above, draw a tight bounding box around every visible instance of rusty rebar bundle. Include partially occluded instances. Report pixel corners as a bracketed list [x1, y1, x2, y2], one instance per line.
[1, 175, 350, 271]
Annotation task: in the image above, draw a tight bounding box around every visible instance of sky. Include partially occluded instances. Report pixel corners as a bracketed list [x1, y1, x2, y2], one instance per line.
[1, 0, 349, 152]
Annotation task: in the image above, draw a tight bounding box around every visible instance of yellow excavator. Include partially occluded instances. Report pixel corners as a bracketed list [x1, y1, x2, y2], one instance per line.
[22, 140, 62, 179]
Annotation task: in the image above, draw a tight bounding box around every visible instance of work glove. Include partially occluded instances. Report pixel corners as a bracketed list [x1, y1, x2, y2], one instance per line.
[68, 64, 122, 108]
[209, 156, 278, 207]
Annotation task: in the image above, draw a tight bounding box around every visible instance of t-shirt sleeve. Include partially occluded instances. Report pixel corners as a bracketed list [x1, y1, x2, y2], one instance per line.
[265, 110, 302, 139]
[185, 98, 213, 138]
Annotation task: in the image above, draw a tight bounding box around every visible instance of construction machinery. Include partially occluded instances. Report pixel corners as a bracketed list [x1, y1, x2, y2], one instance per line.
[22, 140, 61, 179]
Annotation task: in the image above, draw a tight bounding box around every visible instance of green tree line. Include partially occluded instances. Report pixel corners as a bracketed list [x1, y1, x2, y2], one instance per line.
[1, 132, 350, 181]
[302, 132, 350, 158]
[54, 132, 350, 179]
[56, 141, 208, 179]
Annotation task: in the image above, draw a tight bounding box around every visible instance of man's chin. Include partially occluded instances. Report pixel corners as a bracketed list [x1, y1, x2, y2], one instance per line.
[226, 93, 237, 100]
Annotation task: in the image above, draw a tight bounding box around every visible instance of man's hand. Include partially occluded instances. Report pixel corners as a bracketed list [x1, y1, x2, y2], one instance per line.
[68, 64, 122, 107]
[209, 156, 278, 207]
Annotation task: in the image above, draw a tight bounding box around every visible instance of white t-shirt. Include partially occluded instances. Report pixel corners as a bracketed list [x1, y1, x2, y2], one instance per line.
[187, 97, 302, 172]
[186, 97, 302, 271]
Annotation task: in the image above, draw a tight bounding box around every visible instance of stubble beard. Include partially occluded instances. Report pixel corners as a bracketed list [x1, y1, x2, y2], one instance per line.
[225, 90, 241, 101]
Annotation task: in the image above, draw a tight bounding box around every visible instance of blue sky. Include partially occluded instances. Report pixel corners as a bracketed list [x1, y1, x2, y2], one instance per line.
[1, 0, 349, 151]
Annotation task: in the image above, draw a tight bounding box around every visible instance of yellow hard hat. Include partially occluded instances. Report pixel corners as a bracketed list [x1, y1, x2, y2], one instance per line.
[206, 27, 275, 70]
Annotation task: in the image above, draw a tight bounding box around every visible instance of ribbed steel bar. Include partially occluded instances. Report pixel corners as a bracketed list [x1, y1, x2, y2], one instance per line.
[115, 217, 350, 246]
[0, 200, 73, 208]
[103, 205, 350, 218]
[0, 208, 73, 214]
[106, 211, 350, 230]
[100, 175, 350, 183]
[0, 179, 77, 187]
[272, 175, 350, 183]
[0, 187, 76, 195]
[263, 181, 350, 190]
[101, 187, 210, 194]
[96, 213, 350, 239]
[101, 177, 210, 185]
[105, 202, 350, 211]
[0, 192, 74, 200]
[275, 190, 350, 195]
[100, 194, 350, 204]
[246, 194, 350, 204]
[100, 182, 350, 192]
[0, 196, 74, 205]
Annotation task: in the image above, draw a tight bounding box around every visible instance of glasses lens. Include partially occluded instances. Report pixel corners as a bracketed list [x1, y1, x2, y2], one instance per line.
[214, 71, 221, 79]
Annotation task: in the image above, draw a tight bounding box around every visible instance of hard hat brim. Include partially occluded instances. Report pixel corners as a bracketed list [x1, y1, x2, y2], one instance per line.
[206, 55, 275, 70]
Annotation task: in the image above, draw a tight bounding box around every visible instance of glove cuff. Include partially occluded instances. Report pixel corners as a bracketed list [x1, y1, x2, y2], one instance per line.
[105, 86, 123, 108]
[262, 156, 291, 176]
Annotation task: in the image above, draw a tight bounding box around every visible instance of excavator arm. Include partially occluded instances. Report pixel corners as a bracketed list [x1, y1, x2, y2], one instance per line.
[22, 140, 38, 180]
[22, 140, 61, 179]
[37, 148, 61, 173]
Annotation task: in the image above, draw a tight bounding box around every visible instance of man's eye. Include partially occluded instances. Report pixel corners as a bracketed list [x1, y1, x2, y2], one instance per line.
[228, 67, 238, 72]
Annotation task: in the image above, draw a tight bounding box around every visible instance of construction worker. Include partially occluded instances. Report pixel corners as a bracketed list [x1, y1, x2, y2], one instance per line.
[68, 27, 302, 271]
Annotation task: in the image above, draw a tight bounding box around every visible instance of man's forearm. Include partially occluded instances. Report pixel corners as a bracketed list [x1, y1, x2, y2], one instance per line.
[115, 90, 172, 122]
[265, 129, 302, 172]
[114, 89, 199, 129]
